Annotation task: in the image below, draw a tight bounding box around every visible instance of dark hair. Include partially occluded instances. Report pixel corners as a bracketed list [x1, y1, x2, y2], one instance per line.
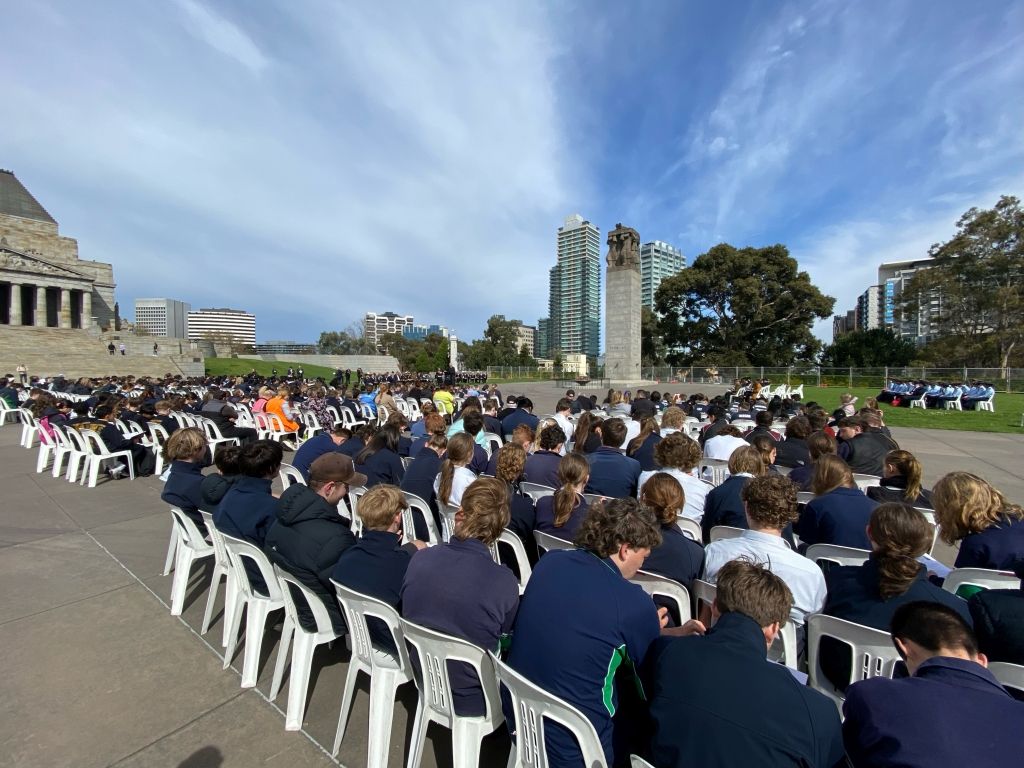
[240, 440, 284, 478]
[640, 472, 685, 526]
[539, 424, 566, 451]
[553, 453, 589, 527]
[556, 397, 572, 412]
[715, 558, 792, 628]
[601, 417, 627, 447]
[891, 601, 978, 656]
[572, 412, 601, 450]
[463, 411, 484, 437]
[785, 415, 812, 440]
[356, 425, 400, 465]
[214, 444, 242, 474]
[755, 410, 773, 428]
[574, 497, 662, 557]
[741, 474, 799, 528]
[870, 503, 933, 599]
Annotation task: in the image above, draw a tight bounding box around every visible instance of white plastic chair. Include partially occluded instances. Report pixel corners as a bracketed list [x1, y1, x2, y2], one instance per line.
[19, 408, 39, 448]
[168, 508, 215, 616]
[199, 511, 238, 646]
[279, 462, 305, 489]
[439, 502, 460, 543]
[339, 406, 366, 429]
[220, 534, 287, 688]
[633, 570, 692, 623]
[148, 422, 170, 476]
[630, 756, 655, 768]
[709, 525, 745, 543]
[492, 653, 609, 768]
[491, 529, 532, 594]
[401, 620, 507, 768]
[199, 417, 242, 451]
[944, 398, 962, 411]
[909, 396, 927, 409]
[61, 426, 91, 482]
[942, 567, 1021, 597]
[805, 544, 871, 569]
[674, 516, 702, 542]
[853, 474, 882, 490]
[80, 429, 136, 487]
[270, 565, 346, 730]
[402, 491, 443, 547]
[806, 613, 900, 711]
[691, 578, 717, 619]
[534, 529, 574, 555]
[698, 457, 729, 486]
[0, 398, 18, 426]
[977, 396, 995, 413]
[520, 481, 556, 504]
[330, 582, 414, 766]
[988, 661, 1024, 696]
[34, 422, 64, 474]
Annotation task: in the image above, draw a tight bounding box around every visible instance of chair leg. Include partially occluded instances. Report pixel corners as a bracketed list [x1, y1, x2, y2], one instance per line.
[240, 600, 270, 688]
[221, 573, 238, 648]
[405, 701, 428, 768]
[200, 565, 225, 635]
[162, 525, 179, 576]
[451, 720, 486, 768]
[223, 596, 247, 670]
[269, 616, 295, 701]
[169, 547, 193, 616]
[284, 632, 315, 730]
[333, 664, 362, 756]
[366, 670, 400, 768]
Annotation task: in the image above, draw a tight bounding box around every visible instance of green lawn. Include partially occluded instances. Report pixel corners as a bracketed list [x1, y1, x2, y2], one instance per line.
[796, 386, 1023, 434]
[204, 357, 338, 381]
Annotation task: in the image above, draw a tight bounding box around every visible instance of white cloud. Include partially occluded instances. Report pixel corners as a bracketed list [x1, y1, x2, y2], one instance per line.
[175, 0, 270, 73]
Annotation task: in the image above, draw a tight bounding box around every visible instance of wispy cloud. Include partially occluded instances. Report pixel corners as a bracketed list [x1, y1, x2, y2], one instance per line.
[175, 0, 270, 73]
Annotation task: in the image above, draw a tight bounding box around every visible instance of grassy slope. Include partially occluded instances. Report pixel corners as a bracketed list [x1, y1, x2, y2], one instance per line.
[797, 386, 1023, 434]
[204, 357, 338, 381]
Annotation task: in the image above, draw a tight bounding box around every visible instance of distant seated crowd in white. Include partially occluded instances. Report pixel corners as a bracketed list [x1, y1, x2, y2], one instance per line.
[6, 373, 1024, 766]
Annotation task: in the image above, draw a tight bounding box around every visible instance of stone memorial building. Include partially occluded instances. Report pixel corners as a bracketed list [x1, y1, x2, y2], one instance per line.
[0, 169, 116, 331]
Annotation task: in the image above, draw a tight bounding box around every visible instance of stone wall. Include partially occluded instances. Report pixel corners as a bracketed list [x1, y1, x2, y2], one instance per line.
[605, 268, 642, 383]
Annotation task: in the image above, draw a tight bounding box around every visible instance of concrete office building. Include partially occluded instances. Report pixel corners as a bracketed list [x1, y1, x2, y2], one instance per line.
[134, 298, 190, 338]
[640, 240, 684, 311]
[547, 214, 601, 359]
[186, 307, 256, 346]
[364, 311, 414, 348]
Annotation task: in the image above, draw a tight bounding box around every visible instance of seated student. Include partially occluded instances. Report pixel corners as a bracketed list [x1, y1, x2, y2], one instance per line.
[265, 454, 364, 634]
[410, 412, 445, 456]
[798, 455, 877, 550]
[523, 424, 564, 488]
[401, 477, 519, 716]
[265, 386, 300, 433]
[702, 424, 747, 462]
[571, 411, 603, 454]
[160, 427, 210, 529]
[486, 423, 534, 476]
[200, 388, 258, 445]
[838, 413, 898, 477]
[933, 472, 1024, 571]
[291, 424, 350, 480]
[94, 404, 156, 477]
[535, 452, 590, 541]
[703, 474, 826, 629]
[701, 446, 765, 543]
[867, 449, 932, 508]
[152, 399, 179, 436]
[625, 416, 661, 471]
[822, 503, 972, 691]
[500, 396, 539, 436]
[508, 497, 705, 768]
[657, 405, 686, 437]
[585, 417, 642, 499]
[744, 410, 781, 443]
[492, 442, 538, 562]
[969, 567, 1024, 671]
[788, 430, 836, 490]
[643, 559, 843, 768]
[639, 433, 708, 523]
[409, 401, 436, 438]
[332, 484, 426, 652]
[773, 415, 813, 468]
[338, 424, 373, 457]
[354, 425, 405, 487]
[640, 473, 705, 588]
[200, 444, 242, 513]
[434, 432, 477, 510]
[400, 431, 447, 540]
[843, 602, 1024, 768]
[460, 410, 491, 474]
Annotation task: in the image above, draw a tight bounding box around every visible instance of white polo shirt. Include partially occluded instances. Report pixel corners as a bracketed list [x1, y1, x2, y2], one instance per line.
[703, 433, 749, 461]
[638, 467, 710, 523]
[702, 529, 826, 625]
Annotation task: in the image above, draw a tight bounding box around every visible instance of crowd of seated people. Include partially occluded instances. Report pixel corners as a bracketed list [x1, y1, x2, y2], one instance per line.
[877, 379, 997, 409]
[9, 370, 1024, 767]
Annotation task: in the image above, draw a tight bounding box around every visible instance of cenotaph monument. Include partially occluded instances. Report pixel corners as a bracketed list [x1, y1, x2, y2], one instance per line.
[604, 223, 642, 383]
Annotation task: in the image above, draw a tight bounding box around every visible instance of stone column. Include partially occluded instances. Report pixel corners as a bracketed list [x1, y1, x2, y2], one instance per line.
[81, 289, 93, 329]
[9, 282, 21, 325]
[35, 285, 48, 327]
[59, 287, 72, 329]
[604, 224, 643, 383]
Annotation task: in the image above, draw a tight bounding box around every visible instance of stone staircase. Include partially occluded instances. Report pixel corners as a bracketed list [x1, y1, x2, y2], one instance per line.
[0, 326, 205, 379]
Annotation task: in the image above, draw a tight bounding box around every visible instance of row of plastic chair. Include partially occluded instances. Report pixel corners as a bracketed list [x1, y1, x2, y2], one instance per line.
[34, 422, 137, 487]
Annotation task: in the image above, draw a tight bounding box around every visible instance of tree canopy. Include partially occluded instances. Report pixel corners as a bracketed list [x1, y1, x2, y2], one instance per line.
[902, 195, 1024, 368]
[654, 243, 834, 366]
[317, 321, 376, 355]
[819, 328, 917, 368]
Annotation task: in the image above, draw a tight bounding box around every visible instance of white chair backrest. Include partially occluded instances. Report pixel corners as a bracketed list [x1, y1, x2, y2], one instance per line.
[699, 458, 729, 486]
[492, 529, 532, 593]
[401, 491, 443, 546]
[988, 661, 1024, 696]
[709, 525, 745, 543]
[633, 570, 692, 622]
[807, 613, 900, 707]
[534, 529, 574, 555]
[332, 581, 411, 669]
[674, 516, 702, 542]
[200, 510, 231, 571]
[438, 502, 459, 543]
[492, 653, 608, 768]
[520, 481, 556, 503]
[221, 533, 284, 602]
[853, 474, 882, 490]
[170, 506, 210, 549]
[148, 421, 170, 447]
[400, 619, 503, 722]
[805, 544, 871, 569]
[943, 567, 1021, 596]
[691, 578, 717, 618]
[274, 564, 336, 634]
[279, 462, 305, 488]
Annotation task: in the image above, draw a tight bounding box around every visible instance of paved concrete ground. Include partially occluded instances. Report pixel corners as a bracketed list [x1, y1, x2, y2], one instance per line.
[1, 391, 1020, 768]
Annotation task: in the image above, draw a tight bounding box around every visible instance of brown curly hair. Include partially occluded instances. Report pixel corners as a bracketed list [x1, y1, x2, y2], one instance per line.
[495, 442, 527, 485]
[740, 474, 799, 529]
[574, 497, 662, 557]
[456, 477, 510, 545]
[654, 432, 701, 472]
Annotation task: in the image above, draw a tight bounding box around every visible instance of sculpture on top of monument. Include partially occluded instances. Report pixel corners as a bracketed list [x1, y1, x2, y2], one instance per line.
[606, 223, 641, 271]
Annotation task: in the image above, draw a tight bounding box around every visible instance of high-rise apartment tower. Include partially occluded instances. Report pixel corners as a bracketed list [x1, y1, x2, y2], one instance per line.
[640, 241, 684, 311]
[547, 214, 601, 359]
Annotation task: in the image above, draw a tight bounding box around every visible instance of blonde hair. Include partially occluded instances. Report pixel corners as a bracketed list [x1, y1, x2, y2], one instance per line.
[933, 472, 1024, 545]
[660, 406, 685, 430]
[438, 432, 475, 506]
[884, 449, 924, 502]
[357, 484, 408, 530]
[163, 427, 207, 462]
[728, 445, 765, 476]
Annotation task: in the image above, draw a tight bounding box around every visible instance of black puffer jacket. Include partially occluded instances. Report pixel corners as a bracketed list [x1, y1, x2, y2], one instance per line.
[200, 473, 237, 513]
[265, 484, 355, 633]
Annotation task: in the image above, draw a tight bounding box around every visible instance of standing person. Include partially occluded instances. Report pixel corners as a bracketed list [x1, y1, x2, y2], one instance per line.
[152, 343, 159, 356]
[107, 342, 116, 356]
[16, 363, 27, 385]
[842, 602, 1024, 768]
[119, 342, 126, 356]
[932, 472, 1024, 571]
[643, 559, 843, 768]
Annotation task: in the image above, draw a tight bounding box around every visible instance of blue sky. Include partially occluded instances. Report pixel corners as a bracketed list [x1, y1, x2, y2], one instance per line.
[2, 1, 1022, 346]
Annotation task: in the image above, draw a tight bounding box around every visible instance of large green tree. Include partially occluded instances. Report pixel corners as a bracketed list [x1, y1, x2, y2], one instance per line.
[902, 195, 1024, 368]
[819, 328, 917, 368]
[641, 306, 666, 365]
[654, 243, 834, 366]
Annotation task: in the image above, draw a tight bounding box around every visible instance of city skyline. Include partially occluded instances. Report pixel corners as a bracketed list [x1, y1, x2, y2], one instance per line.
[1, 2, 1021, 346]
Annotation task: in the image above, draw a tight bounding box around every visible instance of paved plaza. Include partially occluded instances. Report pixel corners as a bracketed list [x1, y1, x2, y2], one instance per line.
[0, 391, 1021, 767]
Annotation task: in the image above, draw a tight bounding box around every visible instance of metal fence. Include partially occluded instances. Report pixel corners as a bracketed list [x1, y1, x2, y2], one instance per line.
[486, 366, 1024, 393]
